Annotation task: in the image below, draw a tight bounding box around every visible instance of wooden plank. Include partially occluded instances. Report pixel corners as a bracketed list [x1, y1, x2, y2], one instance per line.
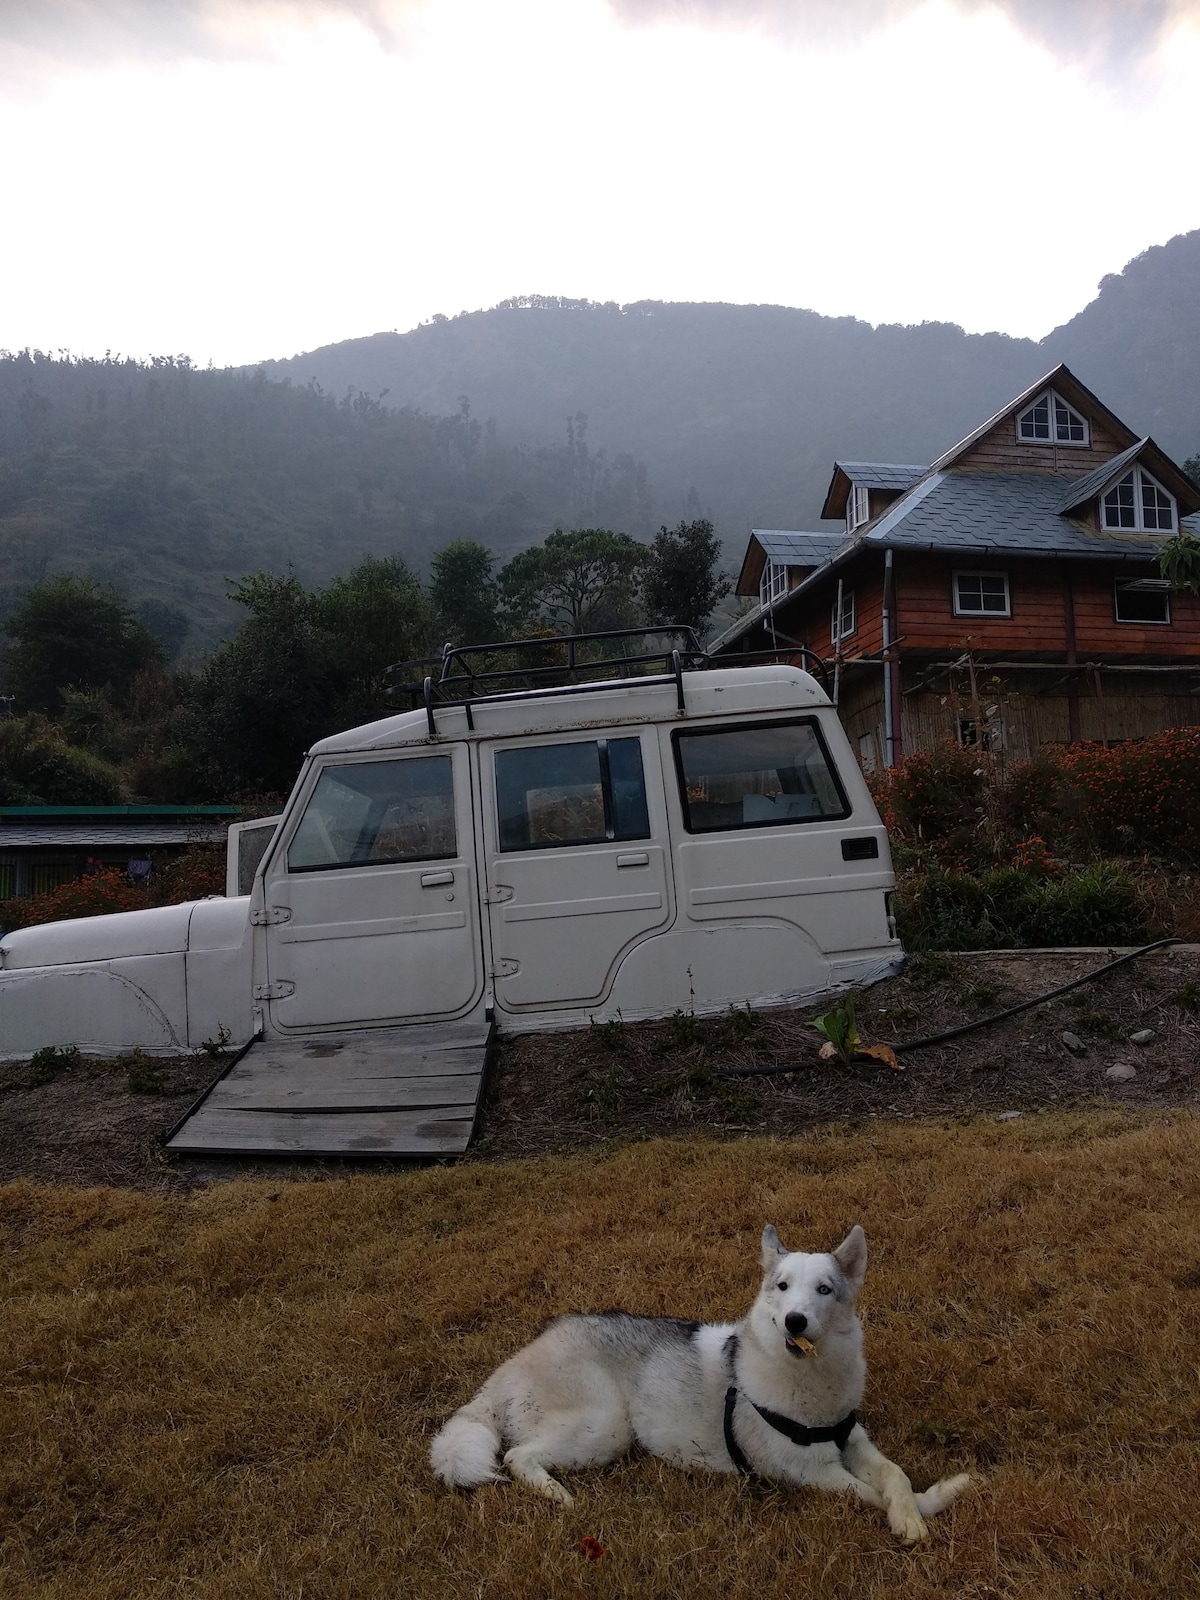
[236, 1046, 486, 1079]
[250, 1022, 490, 1058]
[167, 1107, 476, 1155]
[207, 1071, 481, 1110]
[166, 1018, 494, 1156]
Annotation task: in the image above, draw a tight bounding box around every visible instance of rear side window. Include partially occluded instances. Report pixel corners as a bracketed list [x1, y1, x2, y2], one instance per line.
[495, 737, 651, 852]
[288, 756, 456, 870]
[674, 720, 849, 833]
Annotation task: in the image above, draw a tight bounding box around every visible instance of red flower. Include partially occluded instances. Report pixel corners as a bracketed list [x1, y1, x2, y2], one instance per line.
[580, 1536, 605, 1562]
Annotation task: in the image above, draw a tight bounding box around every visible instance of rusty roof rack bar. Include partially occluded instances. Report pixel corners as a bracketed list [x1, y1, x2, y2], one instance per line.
[385, 628, 830, 736]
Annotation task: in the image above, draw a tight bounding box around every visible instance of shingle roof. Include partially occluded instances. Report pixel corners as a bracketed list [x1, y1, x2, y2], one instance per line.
[1058, 440, 1147, 514]
[0, 822, 228, 849]
[752, 529, 848, 564]
[857, 470, 1172, 559]
[834, 462, 928, 491]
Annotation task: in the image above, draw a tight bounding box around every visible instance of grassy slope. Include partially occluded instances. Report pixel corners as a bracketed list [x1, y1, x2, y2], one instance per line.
[2, 1111, 1198, 1598]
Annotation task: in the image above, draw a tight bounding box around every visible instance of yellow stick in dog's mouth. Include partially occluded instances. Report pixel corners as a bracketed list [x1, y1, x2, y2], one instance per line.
[786, 1336, 816, 1356]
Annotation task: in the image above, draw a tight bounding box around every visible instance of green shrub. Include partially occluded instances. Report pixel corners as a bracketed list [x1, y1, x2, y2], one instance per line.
[895, 862, 1145, 951]
[0, 715, 127, 805]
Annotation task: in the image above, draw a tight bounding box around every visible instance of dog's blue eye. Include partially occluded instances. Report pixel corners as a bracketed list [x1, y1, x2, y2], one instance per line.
[817, 1284, 833, 1295]
[777, 1281, 788, 1291]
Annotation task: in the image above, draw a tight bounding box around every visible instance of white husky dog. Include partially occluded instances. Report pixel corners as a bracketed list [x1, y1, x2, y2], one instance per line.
[430, 1224, 970, 1543]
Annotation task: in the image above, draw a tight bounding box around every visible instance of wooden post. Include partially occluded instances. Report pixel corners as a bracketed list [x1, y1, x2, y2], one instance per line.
[1062, 566, 1081, 745]
[1093, 665, 1109, 747]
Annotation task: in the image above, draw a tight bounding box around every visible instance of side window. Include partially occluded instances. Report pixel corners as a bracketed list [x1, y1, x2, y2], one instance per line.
[287, 756, 456, 871]
[495, 737, 651, 852]
[674, 720, 849, 833]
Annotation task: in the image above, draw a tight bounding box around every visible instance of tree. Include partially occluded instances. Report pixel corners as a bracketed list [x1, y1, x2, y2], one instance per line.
[642, 518, 731, 637]
[429, 539, 500, 647]
[498, 528, 647, 634]
[2, 574, 163, 714]
[190, 558, 435, 794]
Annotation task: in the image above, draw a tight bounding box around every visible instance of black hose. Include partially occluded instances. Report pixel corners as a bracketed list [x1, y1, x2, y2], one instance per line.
[715, 938, 1183, 1079]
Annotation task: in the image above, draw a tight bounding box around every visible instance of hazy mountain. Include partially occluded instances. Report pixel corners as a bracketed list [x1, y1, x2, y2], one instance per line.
[0, 356, 654, 654]
[3, 233, 1197, 661]
[257, 231, 1200, 534]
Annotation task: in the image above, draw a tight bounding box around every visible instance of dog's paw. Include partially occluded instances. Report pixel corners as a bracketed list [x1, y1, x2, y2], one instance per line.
[890, 1506, 928, 1545]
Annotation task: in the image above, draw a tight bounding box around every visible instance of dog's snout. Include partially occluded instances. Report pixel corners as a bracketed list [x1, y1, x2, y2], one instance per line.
[784, 1311, 808, 1336]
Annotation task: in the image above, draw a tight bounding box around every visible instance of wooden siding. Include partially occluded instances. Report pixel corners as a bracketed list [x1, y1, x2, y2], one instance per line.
[770, 563, 886, 660]
[894, 554, 1068, 656]
[1072, 567, 1200, 657]
[951, 409, 1129, 475]
[890, 554, 1200, 662]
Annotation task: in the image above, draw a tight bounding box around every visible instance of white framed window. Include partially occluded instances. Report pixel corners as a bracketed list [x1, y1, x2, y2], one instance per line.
[1101, 466, 1177, 533]
[846, 484, 871, 533]
[758, 560, 789, 609]
[1114, 578, 1171, 625]
[831, 588, 856, 646]
[1016, 388, 1089, 446]
[953, 570, 1011, 617]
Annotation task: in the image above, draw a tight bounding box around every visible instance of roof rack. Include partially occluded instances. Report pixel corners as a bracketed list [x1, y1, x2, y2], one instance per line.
[385, 627, 829, 737]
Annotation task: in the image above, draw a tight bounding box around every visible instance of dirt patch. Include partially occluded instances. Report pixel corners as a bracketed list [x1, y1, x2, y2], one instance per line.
[477, 944, 1200, 1157]
[1, 945, 1198, 1191]
[0, 1051, 220, 1191]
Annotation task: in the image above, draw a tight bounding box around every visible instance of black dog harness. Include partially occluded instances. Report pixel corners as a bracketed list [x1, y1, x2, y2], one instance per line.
[721, 1335, 857, 1476]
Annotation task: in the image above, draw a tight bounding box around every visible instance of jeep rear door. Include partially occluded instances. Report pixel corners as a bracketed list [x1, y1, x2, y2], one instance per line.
[479, 731, 673, 1012]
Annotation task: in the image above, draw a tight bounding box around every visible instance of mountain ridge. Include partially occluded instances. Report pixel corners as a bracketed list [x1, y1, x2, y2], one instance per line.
[255, 231, 1200, 532]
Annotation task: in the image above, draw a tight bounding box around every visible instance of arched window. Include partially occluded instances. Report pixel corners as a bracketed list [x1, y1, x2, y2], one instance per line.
[1101, 466, 1176, 532]
[1016, 389, 1089, 446]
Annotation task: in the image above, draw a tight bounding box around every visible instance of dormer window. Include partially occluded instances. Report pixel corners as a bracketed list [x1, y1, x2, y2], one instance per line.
[846, 484, 871, 533]
[1101, 466, 1176, 532]
[759, 560, 789, 609]
[1017, 389, 1089, 447]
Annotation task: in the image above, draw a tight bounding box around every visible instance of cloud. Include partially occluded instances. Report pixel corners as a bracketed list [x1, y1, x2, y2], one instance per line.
[605, 0, 1199, 75]
[0, 1, 424, 80]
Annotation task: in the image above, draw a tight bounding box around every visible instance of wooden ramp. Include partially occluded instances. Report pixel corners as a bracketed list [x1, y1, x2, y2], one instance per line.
[165, 1021, 494, 1157]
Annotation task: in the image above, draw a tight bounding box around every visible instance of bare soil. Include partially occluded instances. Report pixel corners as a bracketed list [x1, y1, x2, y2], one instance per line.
[1, 945, 1198, 1192]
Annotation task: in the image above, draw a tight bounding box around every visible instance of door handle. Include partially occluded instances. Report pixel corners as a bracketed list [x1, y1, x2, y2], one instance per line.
[616, 852, 650, 868]
[420, 869, 455, 887]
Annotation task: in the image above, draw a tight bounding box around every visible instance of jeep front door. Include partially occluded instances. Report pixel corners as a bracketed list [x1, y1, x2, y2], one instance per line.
[260, 747, 483, 1031]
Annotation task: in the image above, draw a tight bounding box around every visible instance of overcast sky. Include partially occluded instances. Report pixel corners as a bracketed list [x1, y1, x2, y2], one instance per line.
[2, 0, 1198, 367]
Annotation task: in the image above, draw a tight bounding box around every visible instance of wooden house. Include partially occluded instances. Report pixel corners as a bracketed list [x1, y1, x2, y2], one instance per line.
[710, 365, 1200, 768]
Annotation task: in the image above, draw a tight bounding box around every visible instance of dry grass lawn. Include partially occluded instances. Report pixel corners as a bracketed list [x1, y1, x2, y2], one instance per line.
[2, 1112, 1199, 1599]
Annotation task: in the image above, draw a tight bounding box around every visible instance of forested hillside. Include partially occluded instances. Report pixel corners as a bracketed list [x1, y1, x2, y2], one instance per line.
[259, 230, 1200, 533]
[0, 355, 654, 654]
[3, 232, 1198, 660]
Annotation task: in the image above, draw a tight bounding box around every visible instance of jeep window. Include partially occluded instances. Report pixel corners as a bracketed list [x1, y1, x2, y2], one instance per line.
[674, 720, 849, 832]
[495, 737, 651, 851]
[288, 756, 456, 870]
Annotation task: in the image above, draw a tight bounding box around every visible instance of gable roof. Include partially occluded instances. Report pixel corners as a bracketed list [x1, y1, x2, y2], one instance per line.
[929, 363, 1139, 473]
[821, 461, 928, 520]
[735, 529, 848, 596]
[1058, 438, 1200, 518]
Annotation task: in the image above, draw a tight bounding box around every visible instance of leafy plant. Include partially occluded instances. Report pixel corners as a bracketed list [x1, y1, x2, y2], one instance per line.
[26, 1044, 81, 1086]
[810, 997, 900, 1069]
[123, 1051, 166, 1095]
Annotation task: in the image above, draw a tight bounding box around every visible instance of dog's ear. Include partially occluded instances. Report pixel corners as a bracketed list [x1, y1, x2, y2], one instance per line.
[832, 1225, 867, 1293]
[761, 1224, 788, 1269]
